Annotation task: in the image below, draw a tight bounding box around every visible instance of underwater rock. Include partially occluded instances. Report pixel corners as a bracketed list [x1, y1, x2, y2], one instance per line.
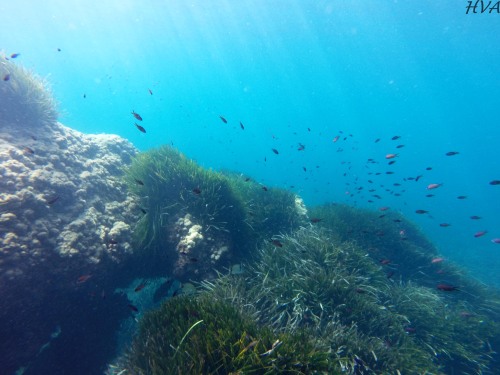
[0, 121, 140, 282]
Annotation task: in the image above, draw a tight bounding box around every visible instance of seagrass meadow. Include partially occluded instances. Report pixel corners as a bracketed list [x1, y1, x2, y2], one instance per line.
[114, 148, 500, 375]
[123, 145, 307, 279]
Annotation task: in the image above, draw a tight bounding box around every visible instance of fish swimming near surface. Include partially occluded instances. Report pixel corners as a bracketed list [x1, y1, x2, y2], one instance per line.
[385, 153, 398, 159]
[271, 148, 279, 154]
[490, 180, 500, 185]
[219, 115, 227, 124]
[148, 89, 153, 95]
[491, 238, 500, 244]
[240, 121, 244, 130]
[135, 123, 146, 133]
[470, 215, 481, 220]
[426, 183, 442, 190]
[310, 218, 322, 223]
[439, 223, 451, 227]
[415, 209, 429, 214]
[391, 135, 401, 140]
[445, 151, 459, 156]
[131, 111, 143, 121]
[474, 230, 488, 238]
[10, 53, 20, 58]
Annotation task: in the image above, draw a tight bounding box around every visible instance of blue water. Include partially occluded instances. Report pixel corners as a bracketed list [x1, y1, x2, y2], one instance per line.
[2, 0, 499, 288]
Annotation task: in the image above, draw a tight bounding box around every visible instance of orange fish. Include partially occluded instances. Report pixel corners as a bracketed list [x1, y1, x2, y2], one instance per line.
[437, 283, 459, 292]
[76, 274, 92, 284]
[426, 183, 442, 190]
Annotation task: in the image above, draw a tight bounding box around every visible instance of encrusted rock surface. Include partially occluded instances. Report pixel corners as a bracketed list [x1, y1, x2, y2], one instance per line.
[0, 120, 140, 283]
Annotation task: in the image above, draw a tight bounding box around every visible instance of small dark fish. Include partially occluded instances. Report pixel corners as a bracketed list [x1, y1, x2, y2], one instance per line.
[131, 111, 143, 121]
[244, 177, 251, 182]
[446, 151, 459, 156]
[396, 144, 405, 148]
[489, 180, 500, 185]
[385, 171, 394, 175]
[189, 257, 198, 263]
[148, 88, 153, 95]
[192, 187, 202, 195]
[474, 230, 487, 238]
[271, 148, 279, 154]
[379, 259, 391, 265]
[391, 135, 401, 140]
[83, 93, 86, 98]
[302, 166, 307, 172]
[310, 218, 322, 223]
[355, 288, 366, 294]
[457, 196, 467, 200]
[140, 208, 147, 214]
[46, 195, 60, 205]
[415, 175, 423, 182]
[425, 194, 435, 198]
[470, 215, 481, 220]
[3, 74, 10, 81]
[262, 186, 268, 191]
[76, 274, 92, 284]
[10, 53, 20, 59]
[134, 282, 147, 292]
[108, 238, 118, 245]
[219, 115, 227, 124]
[270, 239, 283, 248]
[127, 304, 139, 312]
[388, 161, 396, 165]
[240, 121, 244, 130]
[426, 167, 432, 171]
[404, 326, 417, 333]
[437, 283, 459, 292]
[439, 223, 451, 227]
[57, 48, 61, 52]
[386, 271, 395, 279]
[23, 146, 34, 154]
[134, 178, 144, 186]
[297, 143, 305, 151]
[374, 138, 380, 143]
[135, 123, 146, 133]
[415, 209, 429, 214]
